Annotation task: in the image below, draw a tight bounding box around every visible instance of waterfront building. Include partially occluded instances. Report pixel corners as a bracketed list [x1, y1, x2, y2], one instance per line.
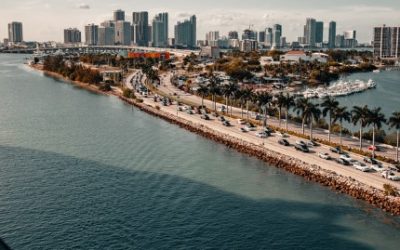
[98, 26, 115, 46]
[344, 30, 356, 39]
[335, 34, 344, 48]
[174, 15, 196, 48]
[316, 21, 324, 44]
[265, 28, 273, 47]
[152, 13, 168, 48]
[84, 24, 98, 45]
[132, 12, 149, 46]
[304, 18, 316, 47]
[113, 9, 125, 21]
[273, 24, 282, 49]
[328, 21, 336, 48]
[115, 21, 131, 45]
[64, 28, 81, 44]
[8, 22, 23, 43]
[373, 25, 400, 60]
[242, 29, 257, 40]
[228, 31, 239, 40]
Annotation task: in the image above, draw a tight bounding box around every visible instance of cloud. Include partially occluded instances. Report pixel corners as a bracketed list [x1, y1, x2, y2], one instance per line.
[78, 3, 90, 9]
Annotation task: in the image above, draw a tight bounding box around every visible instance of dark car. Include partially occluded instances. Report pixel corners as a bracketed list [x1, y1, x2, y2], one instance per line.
[330, 146, 342, 154]
[335, 158, 351, 166]
[222, 121, 231, 127]
[201, 114, 210, 120]
[278, 139, 290, 146]
[295, 144, 309, 152]
[363, 157, 382, 166]
[219, 116, 226, 122]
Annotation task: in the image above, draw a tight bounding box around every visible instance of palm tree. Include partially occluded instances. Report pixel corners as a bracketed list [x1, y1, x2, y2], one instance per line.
[275, 93, 286, 128]
[241, 88, 254, 119]
[295, 97, 321, 139]
[208, 77, 220, 112]
[367, 107, 386, 158]
[332, 106, 351, 146]
[197, 84, 209, 107]
[352, 105, 370, 151]
[283, 93, 295, 131]
[388, 111, 400, 162]
[321, 96, 339, 142]
[234, 89, 245, 118]
[221, 82, 238, 115]
[255, 92, 272, 128]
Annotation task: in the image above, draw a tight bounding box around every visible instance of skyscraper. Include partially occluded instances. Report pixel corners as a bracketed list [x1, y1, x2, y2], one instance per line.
[343, 30, 356, 39]
[304, 18, 316, 47]
[152, 13, 168, 47]
[315, 21, 324, 44]
[228, 31, 239, 40]
[373, 25, 400, 60]
[8, 22, 23, 43]
[98, 26, 115, 45]
[85, 24, 98, 45]
[206, 31, 219, 45]
[113, 10, 125, 21]
[64, 28, 81, 44]
[242, 29, 257, 40]
[174, 15, 196, 48]
[132, 12, 149, 46]
[328, 21, 336, 48]
[258, 31, 266, 43]
[272, 24, 282, 48]
[115, 21, 132, 45]
[265, 28, 273, 47]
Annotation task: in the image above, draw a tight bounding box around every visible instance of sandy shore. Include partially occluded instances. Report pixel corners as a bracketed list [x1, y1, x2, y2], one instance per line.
[30, 65, 400, 215]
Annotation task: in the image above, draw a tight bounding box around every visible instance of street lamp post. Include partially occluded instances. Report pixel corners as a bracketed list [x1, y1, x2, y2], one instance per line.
[176, 95, 180, 116]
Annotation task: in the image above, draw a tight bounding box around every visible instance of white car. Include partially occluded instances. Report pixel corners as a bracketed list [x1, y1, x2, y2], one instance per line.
[295, 140, 307, 147]
[371, 164, 385, 172]
[381, 171, 400, 181]
[245, 125, 257, 131]
[353, 162, 373, 172]
[340, 154, 353, 162]
[255, 132, 267, 138]
[237, 119, 246, 125]
[276, 131, 289, 138]
[318, 152, 331, 160]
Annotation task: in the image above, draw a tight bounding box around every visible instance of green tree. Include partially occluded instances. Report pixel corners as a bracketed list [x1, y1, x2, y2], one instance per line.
[321, 96, 339, 142]
[332, 106, 351, 145]
[352, 105, 371, 150]
[389, 111, 400, 162]
[367, 107, 386, 158]
[197, 84, 209, 107]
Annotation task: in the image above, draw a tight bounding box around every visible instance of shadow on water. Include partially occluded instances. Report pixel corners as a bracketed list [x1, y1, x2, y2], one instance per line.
[0, 145, 375, 250]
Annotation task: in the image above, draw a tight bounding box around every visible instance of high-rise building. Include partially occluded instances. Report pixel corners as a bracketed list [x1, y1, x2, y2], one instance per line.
[304, 18, 316, 47]
[240, 39, 258, 52]
[265, 28, 273, 47]
[344, 30, 356, 39]
[148, 26, 153, 46]
[272, 24, 282, 48]
[258, 31, 266, 43]
[280, 37, 287, 48]
[206, 31, 219, 45]
[152, 13, 168, 47]
[373, 25, 400, 60]
[335, 34, 344, 48]
[115, 21, 131, 45]
[98, 26, 115, 45]
[101, 20, 115, 28]
[114, 9, 125, 21]
[228, 31, 239, 40]
[242, 29, 257, 40]
[328, 21, 336, 48]
[315, 21, 324, 44]
[64, 28, 81, 44]
[132, 12, 149, 46]
[8, 22, 23, 43]
[85, 24, 98, 45]
[174, 15, 196, 48]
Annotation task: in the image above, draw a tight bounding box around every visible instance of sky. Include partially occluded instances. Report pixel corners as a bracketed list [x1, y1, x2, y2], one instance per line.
[1, 0, 400, 43]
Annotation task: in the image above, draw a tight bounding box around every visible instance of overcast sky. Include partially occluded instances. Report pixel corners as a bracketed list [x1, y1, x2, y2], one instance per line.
[1, 0, 399, 43]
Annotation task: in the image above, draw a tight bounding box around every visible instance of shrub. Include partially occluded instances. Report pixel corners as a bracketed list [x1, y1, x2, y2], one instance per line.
[383, 184, 398, 196]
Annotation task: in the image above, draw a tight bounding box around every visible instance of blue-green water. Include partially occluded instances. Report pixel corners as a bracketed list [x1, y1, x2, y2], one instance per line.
[0, 54, 400, 249]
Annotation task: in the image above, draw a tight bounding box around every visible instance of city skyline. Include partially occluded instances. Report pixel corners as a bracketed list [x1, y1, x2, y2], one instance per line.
[1, 0, 400, 43]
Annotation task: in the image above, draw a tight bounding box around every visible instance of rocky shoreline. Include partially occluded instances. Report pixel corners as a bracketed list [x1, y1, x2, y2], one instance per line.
[119, 96, 400, 216]
[30, 65, 400, 216]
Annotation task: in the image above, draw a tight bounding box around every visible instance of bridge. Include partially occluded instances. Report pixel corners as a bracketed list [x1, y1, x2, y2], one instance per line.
[0, 44, 199, 57]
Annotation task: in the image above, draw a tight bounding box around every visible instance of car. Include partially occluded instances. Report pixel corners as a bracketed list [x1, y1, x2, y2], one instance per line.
[222, 121, 231, 127]
[186, 109, 194, 115]
[255, 114, 264, 120]
[211, 112, 219, 117]
[353, 161, 373, 172]
[381, 171, 400, 181]
[388, 165, 400, 173]
[237, 119, 246, 125]
[318, 152, 331, 160]
[255, 131, 268, 138]
[240, 127, 248, 133]
[371, 164, 385, 172]
[307, 140, 319, 147]
[276, 131, 289, 138]
[245, 124, 257, 131]
[330, 147, 342, 154]
[363, 157, 382, 166]
[335, 158, 351, 166]
[219, 116, 226, 122]
[295, 140, 307, 147]
[278, 139, 290, 146]
[340, 154, 353, 162]
[200, 114, 210, 120]
[295, 144, 309, 152]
